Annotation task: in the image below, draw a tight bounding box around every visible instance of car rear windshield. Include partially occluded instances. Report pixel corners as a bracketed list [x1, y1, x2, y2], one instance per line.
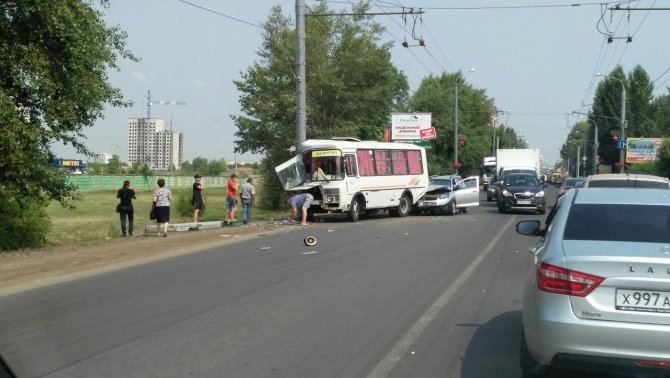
[587, 179, 669, 189]
[564, 204, 670, 243]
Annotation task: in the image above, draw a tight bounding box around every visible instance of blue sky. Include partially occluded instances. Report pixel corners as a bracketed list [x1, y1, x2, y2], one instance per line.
[54, 0, 670, 167]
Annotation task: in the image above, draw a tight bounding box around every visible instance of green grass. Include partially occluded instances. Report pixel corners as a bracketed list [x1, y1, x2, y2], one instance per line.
[46, 186, 287, 246]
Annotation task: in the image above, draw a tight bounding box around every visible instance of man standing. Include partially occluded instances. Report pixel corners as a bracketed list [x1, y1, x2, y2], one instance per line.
[240, 178, 256, 225]
[116, 180, 136, 237]
[192, 175, 205, 225]
[224, 173, 238, 225]
[289, 193, 314, 226]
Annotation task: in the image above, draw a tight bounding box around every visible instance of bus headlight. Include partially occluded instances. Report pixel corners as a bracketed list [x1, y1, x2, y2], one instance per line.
[326, 194, 338, 203]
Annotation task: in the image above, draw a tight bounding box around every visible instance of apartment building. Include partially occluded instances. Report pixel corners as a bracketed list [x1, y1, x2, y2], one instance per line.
[127, 118, 183, 171]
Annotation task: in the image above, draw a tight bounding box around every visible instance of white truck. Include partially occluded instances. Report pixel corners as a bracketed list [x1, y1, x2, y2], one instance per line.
[495, 148, 542, 184]
[481, 156, 497, 189]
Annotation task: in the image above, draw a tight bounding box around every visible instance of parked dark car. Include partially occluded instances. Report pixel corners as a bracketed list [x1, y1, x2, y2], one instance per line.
[486, 178, 498, 201]
[497, 173, 546, 214]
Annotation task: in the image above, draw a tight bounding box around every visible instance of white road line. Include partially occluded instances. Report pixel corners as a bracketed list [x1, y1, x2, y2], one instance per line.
[367, 215, 518, 378]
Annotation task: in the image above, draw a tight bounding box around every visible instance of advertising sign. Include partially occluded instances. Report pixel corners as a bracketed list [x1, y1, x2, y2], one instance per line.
[391, 113, 432, 141]
[626, 138, 664, 163]
[420, 127, 436, 141]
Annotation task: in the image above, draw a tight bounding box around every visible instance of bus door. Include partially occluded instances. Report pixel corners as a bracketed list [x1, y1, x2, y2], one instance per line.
[344, 154, 359, 196]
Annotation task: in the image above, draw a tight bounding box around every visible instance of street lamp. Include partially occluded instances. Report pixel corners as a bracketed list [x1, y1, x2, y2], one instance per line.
[596, 73, 626, 173]
[454, 67, 475, 174]
[571, 112, 599, 176]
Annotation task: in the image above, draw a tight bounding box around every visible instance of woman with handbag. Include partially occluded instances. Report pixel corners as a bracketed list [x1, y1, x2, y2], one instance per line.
[116, 180, 136, 237]
[152, 179, 173, 237]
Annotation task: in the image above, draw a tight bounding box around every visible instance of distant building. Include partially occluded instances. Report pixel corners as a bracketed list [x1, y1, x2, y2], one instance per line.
[127, 118, 183, 171]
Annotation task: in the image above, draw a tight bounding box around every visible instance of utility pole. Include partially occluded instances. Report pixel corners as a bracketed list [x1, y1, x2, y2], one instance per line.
[295, 0, 307, 151]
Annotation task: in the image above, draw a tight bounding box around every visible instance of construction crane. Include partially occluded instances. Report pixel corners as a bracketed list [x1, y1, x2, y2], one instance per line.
[144, 89, 186, 118]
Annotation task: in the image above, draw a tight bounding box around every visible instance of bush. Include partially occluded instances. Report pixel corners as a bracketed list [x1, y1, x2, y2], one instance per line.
[0, 191, 51, 251]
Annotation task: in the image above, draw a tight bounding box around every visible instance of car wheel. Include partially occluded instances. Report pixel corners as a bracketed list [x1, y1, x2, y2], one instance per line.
[520, 330, 545, 378]
[448, 200, 457, 216]
[486, 195, 492, 202]
[348, 197, 361, 222]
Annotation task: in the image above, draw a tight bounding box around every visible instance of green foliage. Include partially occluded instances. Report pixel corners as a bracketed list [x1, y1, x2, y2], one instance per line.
[656, 139, 670, 178]
[173, 188, 196, 218]
[0, 0, 136, 212]
[408, 72, 496, 175]
[107, 154, 122, 174]
[231, 3, 409, 206]
[0, 189, 51, 251]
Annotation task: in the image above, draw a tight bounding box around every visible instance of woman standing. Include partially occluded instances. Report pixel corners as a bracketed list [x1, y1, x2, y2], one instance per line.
[153, 178, 173, 237]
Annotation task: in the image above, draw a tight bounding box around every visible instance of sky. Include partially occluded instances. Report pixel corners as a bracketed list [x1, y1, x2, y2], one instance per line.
[53, 0, 670, 167]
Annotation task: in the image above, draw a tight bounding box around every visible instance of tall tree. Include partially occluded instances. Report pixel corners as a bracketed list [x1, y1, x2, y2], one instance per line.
[592, 66, 627, 169]
[627, 65, 655, 137]
[0, 0, 135, 205]
[408, 72, 495, 176]
[232, 3, 409, 208]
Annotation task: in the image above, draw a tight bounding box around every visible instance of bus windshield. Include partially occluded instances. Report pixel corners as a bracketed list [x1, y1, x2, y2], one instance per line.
[305, 150, 344, 181]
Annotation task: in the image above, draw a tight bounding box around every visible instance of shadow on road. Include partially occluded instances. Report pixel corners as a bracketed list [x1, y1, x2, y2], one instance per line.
[460, 311, 522, 378]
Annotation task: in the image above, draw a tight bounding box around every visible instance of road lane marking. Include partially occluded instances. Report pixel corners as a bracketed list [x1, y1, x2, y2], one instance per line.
[367, 215, 517, 377]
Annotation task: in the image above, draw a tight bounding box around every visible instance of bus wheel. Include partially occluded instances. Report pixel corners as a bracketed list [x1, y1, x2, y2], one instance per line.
[348, 198, 361, 222]
[390, 194, 411, 217]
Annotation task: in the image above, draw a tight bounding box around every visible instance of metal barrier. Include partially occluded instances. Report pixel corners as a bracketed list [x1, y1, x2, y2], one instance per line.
[66, 175, 229, 190]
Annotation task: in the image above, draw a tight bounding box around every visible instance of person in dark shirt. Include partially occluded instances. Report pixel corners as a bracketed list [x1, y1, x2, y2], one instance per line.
[192, 175, 205, 225]
[116, 180, 136, 237]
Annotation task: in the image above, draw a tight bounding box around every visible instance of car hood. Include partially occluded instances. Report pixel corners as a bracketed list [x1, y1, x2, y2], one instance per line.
[503, 185, 542, 193]
[426, 184, 452, 193]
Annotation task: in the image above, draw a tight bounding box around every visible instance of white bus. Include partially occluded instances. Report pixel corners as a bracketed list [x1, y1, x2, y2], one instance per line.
[275, 138, 429, 222]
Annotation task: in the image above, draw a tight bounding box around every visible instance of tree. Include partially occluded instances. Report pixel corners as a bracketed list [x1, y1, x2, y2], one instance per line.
[232, 3, 409, 208]
[592, 66, 628, 170]
[107, 154, 122, 174]
[407, 72, 495, 176]
[627, 65, 655, 138]
[0, 1, 135, 249]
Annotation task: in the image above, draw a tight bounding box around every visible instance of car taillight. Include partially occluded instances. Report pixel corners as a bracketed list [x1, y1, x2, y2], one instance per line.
[636, 360, 670, 369]
[536, 262, 603, 297]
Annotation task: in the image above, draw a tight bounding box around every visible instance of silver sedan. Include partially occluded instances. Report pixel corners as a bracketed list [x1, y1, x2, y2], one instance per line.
[516, 188, 670, 377]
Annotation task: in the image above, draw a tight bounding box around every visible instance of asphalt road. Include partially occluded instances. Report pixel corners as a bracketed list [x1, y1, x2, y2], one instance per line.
[0, 187, 563, 378]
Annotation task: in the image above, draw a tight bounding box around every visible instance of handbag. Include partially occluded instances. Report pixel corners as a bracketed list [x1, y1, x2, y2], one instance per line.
[149, 203, 157, 220]
[116, 203, 122, 213]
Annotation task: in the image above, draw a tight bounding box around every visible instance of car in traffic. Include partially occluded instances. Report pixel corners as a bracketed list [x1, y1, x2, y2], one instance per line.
[556, 177, 584, 198]
[497, 173, 546, 214]
[516, 188, 670, 377]
[486, 178, 498, 201]
[582, 173, 670, 189]
[415, 175, 479, 215]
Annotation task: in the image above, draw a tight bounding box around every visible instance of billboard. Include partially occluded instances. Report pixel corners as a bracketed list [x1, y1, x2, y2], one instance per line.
[625, 138, 664, 164]
[390, 113, 433, 141]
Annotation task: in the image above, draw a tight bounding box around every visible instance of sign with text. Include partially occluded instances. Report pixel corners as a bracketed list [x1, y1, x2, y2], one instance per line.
[626, 138, 663, 163]
[391, 113, 432, 141]
[420, 127, 436, 141]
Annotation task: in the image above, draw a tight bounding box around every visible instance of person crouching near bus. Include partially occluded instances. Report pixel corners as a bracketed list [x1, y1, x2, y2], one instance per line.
[288, 193, 314, 226]
[153, 179, 173, 237]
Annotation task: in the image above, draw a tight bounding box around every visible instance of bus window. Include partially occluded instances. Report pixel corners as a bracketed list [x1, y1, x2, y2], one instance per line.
[391, 150, 409, 175]
[344, 155, 357, 176]
[357, 149, 375, 176]
[375, 150, 392, 176]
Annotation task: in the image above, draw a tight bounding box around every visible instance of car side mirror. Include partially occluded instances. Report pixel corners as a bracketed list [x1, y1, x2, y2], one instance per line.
[516, 220, 543, 237]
